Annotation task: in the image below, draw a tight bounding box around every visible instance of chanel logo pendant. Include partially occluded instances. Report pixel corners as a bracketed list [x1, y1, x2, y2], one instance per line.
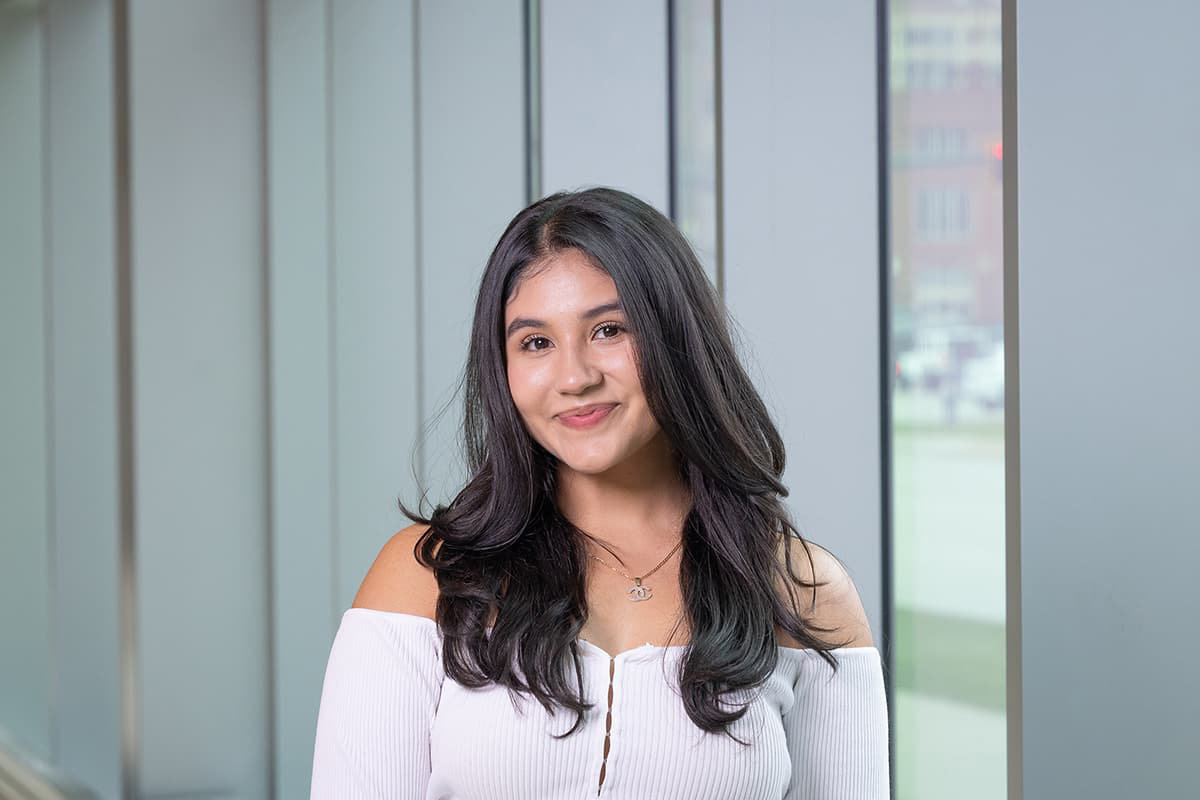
[628, 576, 654, 602]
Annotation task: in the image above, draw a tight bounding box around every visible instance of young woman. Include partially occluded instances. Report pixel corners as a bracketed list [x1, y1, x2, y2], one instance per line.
[311, 187, 889, 798]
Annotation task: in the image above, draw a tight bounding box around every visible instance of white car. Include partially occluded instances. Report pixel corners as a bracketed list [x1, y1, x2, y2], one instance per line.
[960, 343, 1005, 409]
[895, 324, 997, 391]
[895, 340, 952, 390]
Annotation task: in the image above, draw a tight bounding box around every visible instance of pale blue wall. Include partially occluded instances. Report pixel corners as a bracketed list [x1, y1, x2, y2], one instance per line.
[128, 2, 270, 795]
[0, 3, 53, 767]
[1012, 1, 1200, 796]
[722, 0, 884, 640]
[541, 0, 670, 212]
[45, 2, 122, 796]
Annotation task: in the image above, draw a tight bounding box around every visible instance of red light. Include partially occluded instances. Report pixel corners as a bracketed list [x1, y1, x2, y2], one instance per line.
[992, 141, 1003, 160]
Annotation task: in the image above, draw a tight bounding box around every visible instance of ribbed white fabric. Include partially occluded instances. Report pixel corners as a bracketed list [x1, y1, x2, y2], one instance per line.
[311, 608, 889, 799]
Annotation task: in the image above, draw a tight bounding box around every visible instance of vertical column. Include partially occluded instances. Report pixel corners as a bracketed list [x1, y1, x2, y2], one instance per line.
[0, 2, 52, 764]
[327, 0, 420, 612]
[540, 0, 670, 212]
[416, 0, 527, 505]
[265, 1, 335, 796]
[1007, 1, 1200, 796]
[670, 0, 719, 284]
[126, 1, 269, 795]
[44, 1, 123, 796]
[721, 0, 885, 636]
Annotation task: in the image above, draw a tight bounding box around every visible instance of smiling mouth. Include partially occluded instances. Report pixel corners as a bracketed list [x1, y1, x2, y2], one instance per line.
[558, 404, 617, 429]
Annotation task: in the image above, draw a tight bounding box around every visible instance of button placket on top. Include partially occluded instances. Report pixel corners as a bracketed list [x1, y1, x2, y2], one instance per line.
[595, 656, 616, 796]
[578, 642, 649, 798]
[601, 651, 636, 798]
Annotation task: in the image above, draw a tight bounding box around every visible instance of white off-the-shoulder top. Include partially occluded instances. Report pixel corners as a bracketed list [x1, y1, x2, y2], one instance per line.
[311, 608, 890, 799]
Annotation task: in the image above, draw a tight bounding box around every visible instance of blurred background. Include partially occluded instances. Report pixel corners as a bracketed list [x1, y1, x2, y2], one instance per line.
[3, 1, 1197, 799]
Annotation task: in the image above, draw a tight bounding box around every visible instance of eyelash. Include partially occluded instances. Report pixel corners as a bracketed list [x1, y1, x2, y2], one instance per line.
[518, 322, 626, 352]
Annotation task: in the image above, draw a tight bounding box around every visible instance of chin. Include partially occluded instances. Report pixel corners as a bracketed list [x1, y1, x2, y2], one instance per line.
[556, 453, 620, 475]
[549, 442, 627, 475]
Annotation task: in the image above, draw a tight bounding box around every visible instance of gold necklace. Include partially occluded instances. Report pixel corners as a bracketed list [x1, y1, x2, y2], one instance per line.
[587, 538, 684, 602]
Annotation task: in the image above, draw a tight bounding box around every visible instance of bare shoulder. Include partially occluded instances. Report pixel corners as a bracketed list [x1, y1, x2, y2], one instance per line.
[774, 535, 874, 649]
[351, 522, 440, 619]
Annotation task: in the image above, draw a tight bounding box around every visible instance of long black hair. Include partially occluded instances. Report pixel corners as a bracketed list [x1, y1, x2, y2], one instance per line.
[400, 187, 852, 744]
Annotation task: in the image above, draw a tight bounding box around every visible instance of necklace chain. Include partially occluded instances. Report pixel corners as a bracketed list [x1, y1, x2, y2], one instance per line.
[587, 537, 684, 602]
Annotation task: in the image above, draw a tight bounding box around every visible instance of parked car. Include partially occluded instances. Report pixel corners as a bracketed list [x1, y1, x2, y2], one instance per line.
[896, 323, 998, 391]
[896, 343, 951, 390]
[960, 343, 1005, 409]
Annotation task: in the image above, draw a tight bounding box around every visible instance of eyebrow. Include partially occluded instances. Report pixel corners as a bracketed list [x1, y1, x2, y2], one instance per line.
[505, 300, 624, 339]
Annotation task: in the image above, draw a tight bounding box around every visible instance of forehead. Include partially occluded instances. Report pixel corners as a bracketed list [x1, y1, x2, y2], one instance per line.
[504, 250, 618, 317]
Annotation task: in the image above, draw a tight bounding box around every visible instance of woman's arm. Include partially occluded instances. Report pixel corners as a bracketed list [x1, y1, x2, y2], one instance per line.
[310, 608, 443, 799]
[780, 646, 891, 799]
[777, 538, 891, 798]
[311, 525, 443, 798]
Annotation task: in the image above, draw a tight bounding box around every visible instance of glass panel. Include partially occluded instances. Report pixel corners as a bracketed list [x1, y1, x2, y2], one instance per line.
[888, 1, 1006, 797]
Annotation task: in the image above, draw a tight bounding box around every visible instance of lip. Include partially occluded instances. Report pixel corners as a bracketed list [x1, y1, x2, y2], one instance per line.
[557, 403, 617, 429]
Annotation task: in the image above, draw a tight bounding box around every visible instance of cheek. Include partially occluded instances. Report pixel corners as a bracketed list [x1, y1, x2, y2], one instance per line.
[506, 360, 547, 417]
[610, 352, 656, 427]
[598, 344, 641, 383]
[609, 353, 649, 405]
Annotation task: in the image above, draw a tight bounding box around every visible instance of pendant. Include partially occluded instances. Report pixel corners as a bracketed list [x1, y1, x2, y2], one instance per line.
[628, 576, 653, 602]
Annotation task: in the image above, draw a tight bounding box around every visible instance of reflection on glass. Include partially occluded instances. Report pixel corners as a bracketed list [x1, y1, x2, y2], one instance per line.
[889, 1, 1006, 798]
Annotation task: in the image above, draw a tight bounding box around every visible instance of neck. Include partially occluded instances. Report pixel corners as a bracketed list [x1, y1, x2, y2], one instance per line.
[555, 432, 691, 554]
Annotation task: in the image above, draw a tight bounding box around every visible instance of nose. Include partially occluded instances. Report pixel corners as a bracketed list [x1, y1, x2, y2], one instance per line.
[555, 339, 602, 394]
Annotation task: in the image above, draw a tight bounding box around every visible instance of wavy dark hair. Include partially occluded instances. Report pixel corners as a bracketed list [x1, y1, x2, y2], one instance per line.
[400, 186, 853, 744]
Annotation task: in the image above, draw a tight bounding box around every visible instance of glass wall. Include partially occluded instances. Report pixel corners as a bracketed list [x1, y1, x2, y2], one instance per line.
[888, 0, 1006, 797]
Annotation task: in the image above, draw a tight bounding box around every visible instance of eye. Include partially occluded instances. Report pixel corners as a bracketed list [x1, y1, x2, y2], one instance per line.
[594, 322, 626, 340]
[518, 334, 551, 352]
[517, 322, 626, 352]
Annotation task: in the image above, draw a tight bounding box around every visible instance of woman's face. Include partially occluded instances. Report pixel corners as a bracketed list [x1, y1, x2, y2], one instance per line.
[504, 248, 664, 476]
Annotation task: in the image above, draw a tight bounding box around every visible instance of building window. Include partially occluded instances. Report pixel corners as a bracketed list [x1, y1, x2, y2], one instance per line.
[916, 187, 970, 242]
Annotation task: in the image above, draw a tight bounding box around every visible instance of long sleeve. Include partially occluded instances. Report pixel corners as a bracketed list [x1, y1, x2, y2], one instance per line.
[780, 646, 891, 799]
[311, 609, 445, 800]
